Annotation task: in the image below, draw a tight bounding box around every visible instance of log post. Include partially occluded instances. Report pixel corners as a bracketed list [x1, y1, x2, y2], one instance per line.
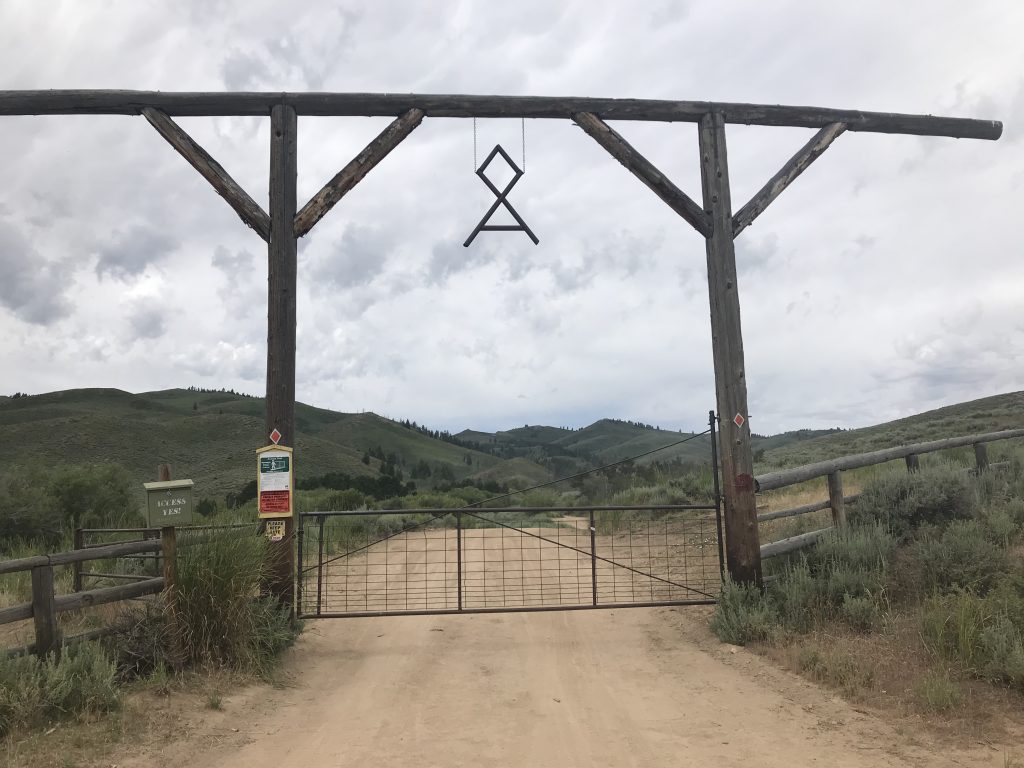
[31, 565, 60, 657]
[267, 103, 298, 615]
[826, 471, 846, 528]
[156, 463, 182, 665]
[973, 442, 989, 473]
[699, 112, 761, 585]
[905, 453, 920, 473]
[72, 527, 84, 593]
[160, 525, 181, 666]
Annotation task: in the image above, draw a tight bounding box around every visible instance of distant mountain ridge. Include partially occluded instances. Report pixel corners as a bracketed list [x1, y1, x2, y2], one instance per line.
[2, 387, 1021, 504]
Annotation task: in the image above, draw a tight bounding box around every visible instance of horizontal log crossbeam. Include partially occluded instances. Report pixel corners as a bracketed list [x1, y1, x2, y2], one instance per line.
[0, 92, 1002, 140]
[755, 427, 1024, 492]
[573, 112, 709, 236]
[142, 108, 271, 241]
[294, 107, 424, 237]
[733, 121, 847, 236]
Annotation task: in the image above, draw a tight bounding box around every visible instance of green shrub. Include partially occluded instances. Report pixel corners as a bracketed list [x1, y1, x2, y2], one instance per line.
[849, 465, 974, 538]
[840, 593, 880, 632]
[907, 520, 1010, 596]
[978, 615, 1024, 687]
[0, 643, 120, 737]
[771, 561, 817, 632]
[762, 525, 893, 633]
[711, 577, 777, 645]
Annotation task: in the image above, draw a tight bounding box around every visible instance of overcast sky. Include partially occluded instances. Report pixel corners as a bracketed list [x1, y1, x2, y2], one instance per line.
[0, 1, 1021, 435]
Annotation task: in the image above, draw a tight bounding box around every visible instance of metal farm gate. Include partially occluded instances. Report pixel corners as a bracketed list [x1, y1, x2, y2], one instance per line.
[297, 418, 724, 618]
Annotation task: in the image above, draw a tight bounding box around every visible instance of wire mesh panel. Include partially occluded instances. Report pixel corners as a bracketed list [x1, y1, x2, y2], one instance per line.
[299, 505, 720, 618]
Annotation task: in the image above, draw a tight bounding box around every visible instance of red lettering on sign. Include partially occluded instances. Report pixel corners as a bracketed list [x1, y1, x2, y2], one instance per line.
[734, 474, 754, 492]
[259, 490, 291, 513]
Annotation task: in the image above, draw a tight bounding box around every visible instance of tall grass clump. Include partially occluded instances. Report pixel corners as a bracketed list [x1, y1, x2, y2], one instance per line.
[0, 643, 120, 737]
[921, 589, 1024, 691]
[173, 528, 297, 674]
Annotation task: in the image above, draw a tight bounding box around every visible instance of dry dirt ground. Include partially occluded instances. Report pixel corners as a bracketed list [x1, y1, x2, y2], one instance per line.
[109, 607, 1021, 768]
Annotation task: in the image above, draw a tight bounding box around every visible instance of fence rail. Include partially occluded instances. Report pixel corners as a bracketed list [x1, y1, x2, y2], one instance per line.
[0, 537, 168, 658]
[755, 427, 1024, 559]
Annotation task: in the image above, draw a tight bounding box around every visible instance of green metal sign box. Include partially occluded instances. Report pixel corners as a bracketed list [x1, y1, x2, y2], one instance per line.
[143, 479, 195, 528]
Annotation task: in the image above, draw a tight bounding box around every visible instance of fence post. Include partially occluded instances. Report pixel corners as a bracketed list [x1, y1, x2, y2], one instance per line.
[72, 528, 84, 593]
[973, 442, 989, 473]
[161, 526, 181, 667]
[905, 453, 919, 473]
[826, 471, 846, 528]
[31, 564, 61, 657]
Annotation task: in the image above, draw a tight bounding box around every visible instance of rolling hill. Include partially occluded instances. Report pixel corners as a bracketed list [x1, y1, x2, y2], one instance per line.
[0, 388, 542, 503]
[3, 387, 1021, 507]
[757, 391, 1024, 469]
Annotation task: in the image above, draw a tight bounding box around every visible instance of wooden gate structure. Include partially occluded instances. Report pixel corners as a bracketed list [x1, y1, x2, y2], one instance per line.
[0, 91, 1002, 607]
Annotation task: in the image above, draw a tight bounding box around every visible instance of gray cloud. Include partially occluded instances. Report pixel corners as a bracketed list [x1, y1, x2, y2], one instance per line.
[95, 225, 178, 281]
[426, 240, 497, 285]
[736, 233, 779, 272]
[0, 220, 72, 325]
[313, 224, 393, 289]
[127, 305, 167, 340]
[212, 245, 255, 274]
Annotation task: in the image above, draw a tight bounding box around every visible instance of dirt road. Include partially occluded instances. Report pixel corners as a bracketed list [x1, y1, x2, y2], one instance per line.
[117, 608, 1014, 768]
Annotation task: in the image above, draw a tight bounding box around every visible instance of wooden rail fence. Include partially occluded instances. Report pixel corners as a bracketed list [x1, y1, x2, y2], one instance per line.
[755, 427, 1024, 559]
[0, 537, 170, 658]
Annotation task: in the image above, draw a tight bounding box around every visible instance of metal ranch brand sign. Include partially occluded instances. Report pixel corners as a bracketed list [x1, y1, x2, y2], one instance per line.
[257, 444, 293, 518]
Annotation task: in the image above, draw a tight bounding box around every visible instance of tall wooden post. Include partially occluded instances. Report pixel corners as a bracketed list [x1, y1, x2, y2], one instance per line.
[699, 112, 762, 585]
[267, 103, 298, 612]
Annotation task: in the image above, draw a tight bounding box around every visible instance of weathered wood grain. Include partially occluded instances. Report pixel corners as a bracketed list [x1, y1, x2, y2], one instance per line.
[142, 108, 271, 241]
[756, 494, 860, 523]
[294, 108, 424, 237]
[266, 104, 298, 615]
[0, 91, 1002, 139]
[1, 539, 161, 575]
[31, 566, 60, 655]
[53, 577, 163, 614]
[761, 527, 833, 559]
[732, 122, 846, 236]
[573, 112, 709, 236]
[699, 112, 761, 585]
[826, 470, 846, 527]
[0, 601, 33, 624]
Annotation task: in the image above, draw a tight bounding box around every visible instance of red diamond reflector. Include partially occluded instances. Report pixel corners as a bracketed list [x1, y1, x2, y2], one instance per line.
[269, 429, 282, 445]
[733, 413, 745, 428]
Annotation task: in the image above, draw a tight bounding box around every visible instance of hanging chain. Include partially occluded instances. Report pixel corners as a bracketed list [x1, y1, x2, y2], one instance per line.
[474, 117, 525, 172]
[521, 117, 526, 172]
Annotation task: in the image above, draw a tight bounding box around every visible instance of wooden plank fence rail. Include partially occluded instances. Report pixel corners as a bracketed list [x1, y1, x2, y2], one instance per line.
[0, 537, 167, 658]
[756, 427, 1024, 560]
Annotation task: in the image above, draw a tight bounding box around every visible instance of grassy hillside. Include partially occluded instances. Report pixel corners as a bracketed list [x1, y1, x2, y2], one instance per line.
[760, 391, 1024, 469]
[0, 389, 549, 503]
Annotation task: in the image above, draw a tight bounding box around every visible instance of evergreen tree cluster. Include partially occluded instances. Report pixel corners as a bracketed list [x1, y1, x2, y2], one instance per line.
[186, 385, 256, 398]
